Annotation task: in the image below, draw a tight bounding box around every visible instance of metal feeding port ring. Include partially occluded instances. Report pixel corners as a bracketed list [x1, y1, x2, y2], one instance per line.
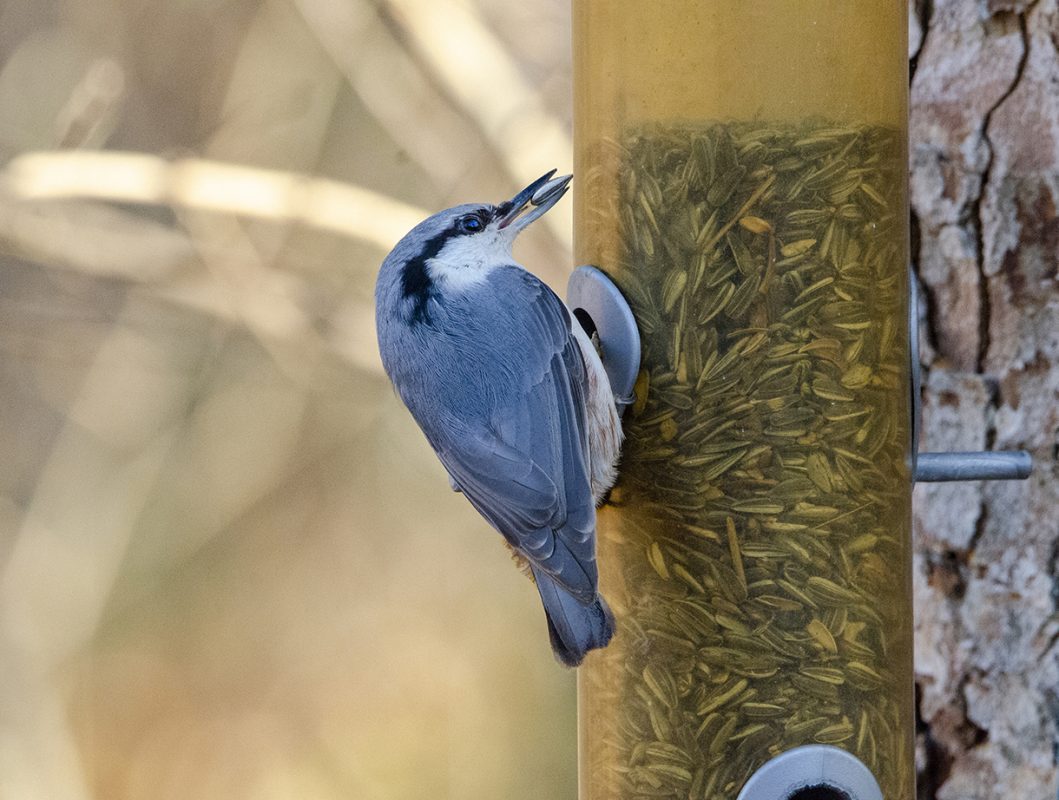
[567, 266, 641, 413]
[736, 745, 882, 800]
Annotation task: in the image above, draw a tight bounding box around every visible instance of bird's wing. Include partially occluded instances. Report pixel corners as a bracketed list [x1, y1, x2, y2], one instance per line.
[431, 267, 599, 600]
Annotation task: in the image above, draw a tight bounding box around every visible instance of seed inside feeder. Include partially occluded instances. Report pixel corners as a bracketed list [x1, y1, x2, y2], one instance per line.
[579, 119, 913, 800]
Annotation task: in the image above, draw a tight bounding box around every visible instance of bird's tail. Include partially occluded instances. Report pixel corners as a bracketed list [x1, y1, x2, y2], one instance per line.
[530, 565, 615, 667]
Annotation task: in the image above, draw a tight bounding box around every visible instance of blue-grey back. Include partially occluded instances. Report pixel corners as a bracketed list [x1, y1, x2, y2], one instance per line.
[377, 253, 598, 599]
[381, 265, 574, 429]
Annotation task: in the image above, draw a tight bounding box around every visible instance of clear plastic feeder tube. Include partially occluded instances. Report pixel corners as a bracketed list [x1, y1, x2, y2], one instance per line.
[574, 3, 913, 799]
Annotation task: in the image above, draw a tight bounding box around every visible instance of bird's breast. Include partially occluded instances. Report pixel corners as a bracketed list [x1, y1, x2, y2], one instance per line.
[568, 313, 624, 505]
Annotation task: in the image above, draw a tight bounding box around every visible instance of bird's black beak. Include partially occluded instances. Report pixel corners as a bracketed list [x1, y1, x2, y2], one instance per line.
[497, 170, 572, 233]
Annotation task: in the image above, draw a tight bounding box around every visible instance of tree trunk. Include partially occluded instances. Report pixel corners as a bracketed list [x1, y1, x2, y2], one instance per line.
[910, 1, 1059, 797]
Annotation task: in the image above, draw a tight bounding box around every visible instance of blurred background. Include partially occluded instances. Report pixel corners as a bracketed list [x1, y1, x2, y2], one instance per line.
[2, 1, 1057, 799]
[0, 1, 577, 798]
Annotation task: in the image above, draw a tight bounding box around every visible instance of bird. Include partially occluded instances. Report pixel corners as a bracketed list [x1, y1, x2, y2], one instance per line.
[374, 170, 622, 667]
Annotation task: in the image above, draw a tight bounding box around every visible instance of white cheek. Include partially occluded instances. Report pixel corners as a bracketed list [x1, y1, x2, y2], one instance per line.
[428, 231, 513, 291]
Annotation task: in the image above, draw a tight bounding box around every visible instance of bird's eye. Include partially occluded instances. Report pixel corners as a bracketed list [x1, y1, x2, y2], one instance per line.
[459, 215, 483, 233]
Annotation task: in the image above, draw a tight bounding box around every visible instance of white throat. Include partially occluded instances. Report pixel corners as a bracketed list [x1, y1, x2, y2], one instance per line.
[427, 230, 514, 291]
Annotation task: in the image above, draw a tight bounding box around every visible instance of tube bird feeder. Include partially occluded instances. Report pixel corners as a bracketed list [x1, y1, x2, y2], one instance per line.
[568, 3, 1033, 798]
[573, 4, 914, 798]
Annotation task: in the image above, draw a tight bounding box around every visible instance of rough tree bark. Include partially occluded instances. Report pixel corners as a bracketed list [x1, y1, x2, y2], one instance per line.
[910, 1, 1059, 798]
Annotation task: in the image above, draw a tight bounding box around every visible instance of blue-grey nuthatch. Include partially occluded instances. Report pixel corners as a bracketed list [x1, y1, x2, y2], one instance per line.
[375, 171, 621, 666]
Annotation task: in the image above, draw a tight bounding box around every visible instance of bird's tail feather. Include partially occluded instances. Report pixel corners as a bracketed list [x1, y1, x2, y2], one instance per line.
[530, 565, 615, 667]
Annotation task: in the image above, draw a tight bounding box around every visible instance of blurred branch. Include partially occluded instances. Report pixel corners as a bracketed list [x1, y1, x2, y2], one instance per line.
[0, 326, 181, 799]
[0, 192, 195, 280]
[176, 207, 329, 386]
[207, 0, 343, 175]
[0, 152, 392, 377]
[378, 0, 572, 163]
[378, 0, 573, 247]
[291, 0, 481, 189]
[54, 57, 125, 149]
[294, 0, 573, 249]
[1, 150, 428, 251]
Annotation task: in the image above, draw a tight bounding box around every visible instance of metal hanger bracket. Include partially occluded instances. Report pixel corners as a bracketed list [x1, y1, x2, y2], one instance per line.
[909, 280, 1032, 483]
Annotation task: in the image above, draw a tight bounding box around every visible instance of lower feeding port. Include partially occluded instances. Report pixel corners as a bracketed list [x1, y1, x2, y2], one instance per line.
[737, 746, 882, 800]
[788, 789, 849, 800]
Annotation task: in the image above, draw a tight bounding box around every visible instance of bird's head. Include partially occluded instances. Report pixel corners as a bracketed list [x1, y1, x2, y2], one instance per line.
[376, 171, 571, 322]
[413, 169, 570, 274]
